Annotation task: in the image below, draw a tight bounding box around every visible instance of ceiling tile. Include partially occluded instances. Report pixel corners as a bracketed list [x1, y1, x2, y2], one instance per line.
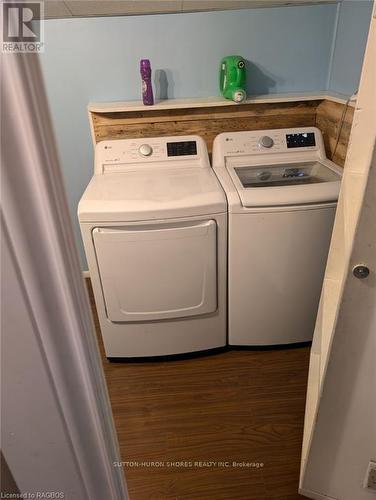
[65, 1, 183, 17]
[44, 1, 73, 19]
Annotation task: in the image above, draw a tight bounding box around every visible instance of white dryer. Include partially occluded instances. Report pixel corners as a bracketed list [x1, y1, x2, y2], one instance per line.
[79, 136, 227, 358]
[212, 127, 342, 346]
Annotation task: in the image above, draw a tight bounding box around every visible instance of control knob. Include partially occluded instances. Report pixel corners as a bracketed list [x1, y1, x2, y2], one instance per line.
[259, 136, 274, 149]
[139, 144, 153, 156]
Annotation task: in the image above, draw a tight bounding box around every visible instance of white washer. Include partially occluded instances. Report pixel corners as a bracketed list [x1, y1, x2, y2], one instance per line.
[212, 127, 342, 346]
[79, 136, 227, 358]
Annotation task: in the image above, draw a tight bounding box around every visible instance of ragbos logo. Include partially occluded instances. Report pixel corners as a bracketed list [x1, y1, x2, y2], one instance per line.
[2, 2, 44, 53]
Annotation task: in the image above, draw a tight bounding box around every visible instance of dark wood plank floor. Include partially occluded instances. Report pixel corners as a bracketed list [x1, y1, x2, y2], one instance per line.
[88, 281, 310, 500]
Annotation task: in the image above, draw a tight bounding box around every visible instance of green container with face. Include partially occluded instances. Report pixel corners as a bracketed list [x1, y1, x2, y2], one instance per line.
[219, 55, 247, 103]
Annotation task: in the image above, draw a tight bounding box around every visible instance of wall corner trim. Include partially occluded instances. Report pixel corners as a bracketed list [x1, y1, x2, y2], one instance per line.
[326, 1, 342, 91]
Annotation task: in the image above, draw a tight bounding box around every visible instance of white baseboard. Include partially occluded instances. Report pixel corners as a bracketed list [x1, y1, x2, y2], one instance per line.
[299, 487, 337, 500]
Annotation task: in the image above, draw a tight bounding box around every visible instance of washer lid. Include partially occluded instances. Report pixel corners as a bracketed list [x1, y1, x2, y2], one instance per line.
[78, 167, 227, 222]
[228, 160, 342, 207]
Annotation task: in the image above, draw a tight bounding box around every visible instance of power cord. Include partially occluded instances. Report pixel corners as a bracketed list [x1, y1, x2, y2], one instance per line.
[333, 91, 357, 161]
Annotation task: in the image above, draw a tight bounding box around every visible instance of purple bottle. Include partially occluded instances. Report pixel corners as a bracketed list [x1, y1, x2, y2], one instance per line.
[140, 59, 154, 105]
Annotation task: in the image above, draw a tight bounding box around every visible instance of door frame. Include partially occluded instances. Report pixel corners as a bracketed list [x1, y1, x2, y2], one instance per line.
[300, 4, 376, 498]
[2, 52, 127, 499]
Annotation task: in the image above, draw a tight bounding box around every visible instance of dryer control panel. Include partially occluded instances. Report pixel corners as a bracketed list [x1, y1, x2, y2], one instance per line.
[95, 135, 207, 174]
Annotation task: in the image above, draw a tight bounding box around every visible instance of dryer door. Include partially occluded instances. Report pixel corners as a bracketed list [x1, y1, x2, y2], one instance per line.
[92, 220, 217, 322]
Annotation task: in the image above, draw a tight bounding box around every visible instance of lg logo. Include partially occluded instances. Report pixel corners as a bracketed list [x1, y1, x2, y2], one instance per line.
[2, 2, 44, 52]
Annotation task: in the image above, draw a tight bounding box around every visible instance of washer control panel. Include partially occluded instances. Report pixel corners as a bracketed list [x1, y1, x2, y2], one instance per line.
[214, 127, 322, 162]
[95, 136, 206, 173]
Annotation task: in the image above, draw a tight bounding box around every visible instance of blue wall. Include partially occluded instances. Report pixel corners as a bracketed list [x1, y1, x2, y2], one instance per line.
[38, 3, 370, 268]
[328, 1, 372, 95]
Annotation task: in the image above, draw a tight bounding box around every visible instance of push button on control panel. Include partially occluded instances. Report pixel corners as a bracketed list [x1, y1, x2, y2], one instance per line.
[259, 136, 274, 149]
[139, 144, 153, 157]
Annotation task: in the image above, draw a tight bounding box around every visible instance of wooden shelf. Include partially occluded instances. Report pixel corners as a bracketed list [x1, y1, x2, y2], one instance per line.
[88, 92, 355, 166]
[88, 91, 353, 114]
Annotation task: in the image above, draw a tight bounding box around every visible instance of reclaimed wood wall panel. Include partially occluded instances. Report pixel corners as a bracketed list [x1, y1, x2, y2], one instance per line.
[90, 101, 318, 153]
[315, 100, 354, 167]
[89, 98, 354, 164]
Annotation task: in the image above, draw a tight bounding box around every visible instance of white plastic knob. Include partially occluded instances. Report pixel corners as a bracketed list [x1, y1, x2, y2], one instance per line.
[259, 136, 274, 148]
[139, 144, 153, 156]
